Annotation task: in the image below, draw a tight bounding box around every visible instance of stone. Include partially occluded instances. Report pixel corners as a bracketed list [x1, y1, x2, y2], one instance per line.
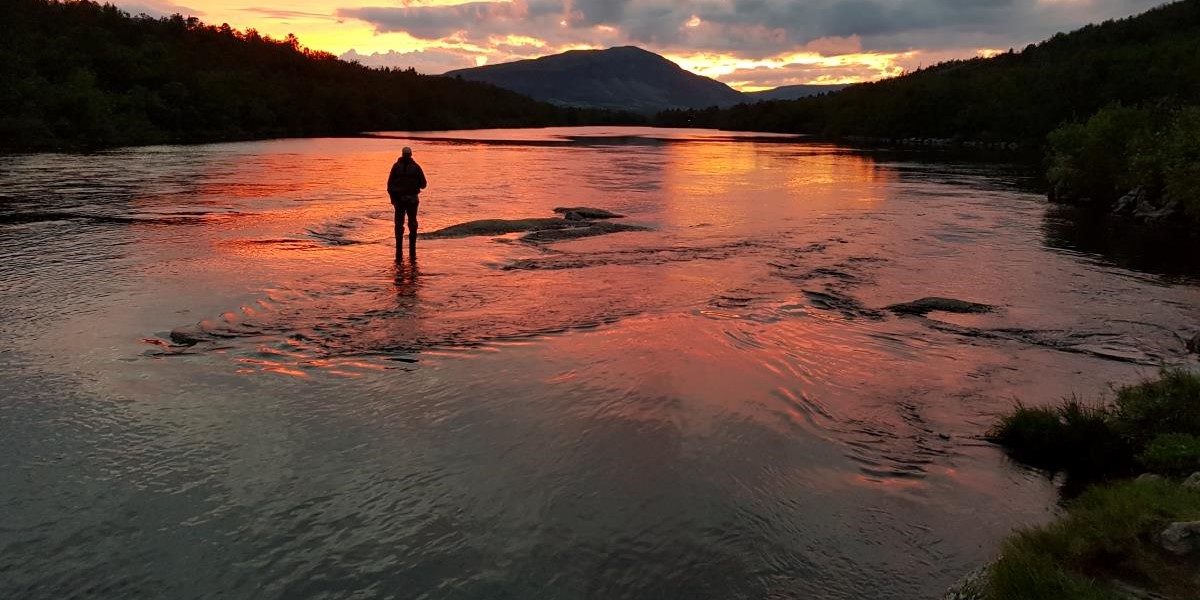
[1186, 332, 1200, 354]
[552, 207, 625, 219]
[422, 218, 582, 239]
[1133, 194, 1181, 221]
[942, 565, 988, 600]
[1183, 472, 1200, 490]
[1112, 187, 1142, 216]
[1159, 521, 1200, 555]
[1136, 473, 1163, 483]
[519, 221, 650, 243]
[885, 297, 994, 316]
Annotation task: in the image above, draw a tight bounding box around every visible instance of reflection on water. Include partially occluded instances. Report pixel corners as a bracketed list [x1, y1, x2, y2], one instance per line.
[1042, 205, 1200, 282]
[1, 127, 1198, 600]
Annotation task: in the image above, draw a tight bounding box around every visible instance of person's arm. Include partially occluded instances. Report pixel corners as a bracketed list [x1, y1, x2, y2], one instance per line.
[418, 165, 428, 190]
[387, 164, 399, 192]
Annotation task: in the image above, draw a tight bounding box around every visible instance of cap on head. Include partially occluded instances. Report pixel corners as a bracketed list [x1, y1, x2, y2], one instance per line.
[401, 147, 413, 157]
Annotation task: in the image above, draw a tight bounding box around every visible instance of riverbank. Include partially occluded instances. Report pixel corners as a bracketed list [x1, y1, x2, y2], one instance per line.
[951, 370, 1200, 599]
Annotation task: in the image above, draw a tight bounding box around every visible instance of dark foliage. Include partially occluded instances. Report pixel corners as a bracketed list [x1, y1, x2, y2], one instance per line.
[989, 370, 1200, 482]
[0, 0, 641, 151]
[655, 0, 1200, 145]
[988, 400, 1135, 480]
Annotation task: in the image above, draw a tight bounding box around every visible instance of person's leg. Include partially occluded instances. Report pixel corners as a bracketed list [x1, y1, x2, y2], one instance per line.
[393, 203, 404, 260]
[406, 199, 419, 252]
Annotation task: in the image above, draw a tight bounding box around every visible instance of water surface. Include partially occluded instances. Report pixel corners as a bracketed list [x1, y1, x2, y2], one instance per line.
[2, 127, 1198, 599]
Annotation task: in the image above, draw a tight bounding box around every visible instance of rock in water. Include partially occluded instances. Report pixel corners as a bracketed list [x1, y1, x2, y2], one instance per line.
[552, 207, 625, 219]
[422, 218, 581, 239]
[520, 221, 649, 243]
[885, 297, 994, 316]
[1159, 521, 1200, 555]
[1187, 332, 1200, 354]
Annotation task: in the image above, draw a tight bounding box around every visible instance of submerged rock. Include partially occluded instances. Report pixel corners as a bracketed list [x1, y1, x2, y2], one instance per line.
[1159, 521, 1200, 555]
[1186, 332, 1200, 354]
[885, 297, 994, 316]
[520, 221, 649, 243]
[803, 290, 884, 320]
[422, 218, 579, 239]
[422, 213, 649, 243]
[552, 206, 625, 220]
[169, 326, 207, 346]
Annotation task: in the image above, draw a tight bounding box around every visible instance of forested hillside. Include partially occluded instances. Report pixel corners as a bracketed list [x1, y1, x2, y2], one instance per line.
[656, 0, 1200, 145]
[0, 0, 633, 151]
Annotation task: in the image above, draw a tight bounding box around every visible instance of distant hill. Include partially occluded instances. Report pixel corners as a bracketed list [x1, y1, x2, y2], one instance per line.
[745, 84, 848, 101]
[0, 0, 637, 151]
[445, 46, 747, 113]
[657, 0, 1200, 144]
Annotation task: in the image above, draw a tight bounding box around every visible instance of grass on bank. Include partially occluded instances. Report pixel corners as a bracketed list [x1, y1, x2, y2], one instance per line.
[980, 369, 1200, 599]
[987, 479, 1200, 600]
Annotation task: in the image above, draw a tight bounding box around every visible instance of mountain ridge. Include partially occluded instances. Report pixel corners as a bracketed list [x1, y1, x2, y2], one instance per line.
[444, 46, 747, 113]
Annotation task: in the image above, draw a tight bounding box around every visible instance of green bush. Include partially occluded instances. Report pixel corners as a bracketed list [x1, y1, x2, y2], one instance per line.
[1046, 104, 1200, 223]
[1045, 104, 1154, 203]
[1138, 433, 1200, 475]
[1159, 107, 1200, 221]
[1112, 369, 1200, 445]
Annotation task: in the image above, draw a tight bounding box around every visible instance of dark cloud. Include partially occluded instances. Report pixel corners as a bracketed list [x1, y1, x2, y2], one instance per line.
[334, 0, 1165, 86]
[343, 0, 1162, 55]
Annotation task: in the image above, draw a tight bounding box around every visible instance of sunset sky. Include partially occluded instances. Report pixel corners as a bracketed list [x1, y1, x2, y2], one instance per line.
[114, 0, 1163, 90]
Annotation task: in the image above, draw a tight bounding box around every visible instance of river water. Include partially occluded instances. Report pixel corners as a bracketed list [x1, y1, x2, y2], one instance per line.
[2, 127, 1197, 599]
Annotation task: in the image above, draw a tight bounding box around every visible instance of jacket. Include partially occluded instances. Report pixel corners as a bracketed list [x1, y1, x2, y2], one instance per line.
[387, 158, 427, 196]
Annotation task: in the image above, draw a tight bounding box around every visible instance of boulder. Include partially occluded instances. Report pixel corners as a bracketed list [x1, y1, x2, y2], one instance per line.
[1112, 187, 1143, 216]
[1136, 473, 1164, 483]
[422, 218, 582, 239]
[1186, 332, 1200, 354]
[1132, 194, 1181, 221]
[552, 207, 625, 220]
[1183, 472, 1200, 490]
[1159, 521, 1200, 555]
[520, 221, 649, 243]
[885, 297, 994, 316]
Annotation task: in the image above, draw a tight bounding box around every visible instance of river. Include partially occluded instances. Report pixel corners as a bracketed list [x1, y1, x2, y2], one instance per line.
[2, 127, 1197, 599]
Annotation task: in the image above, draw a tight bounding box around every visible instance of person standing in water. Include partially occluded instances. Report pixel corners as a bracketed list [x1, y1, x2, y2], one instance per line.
[387, 146, 427, 260]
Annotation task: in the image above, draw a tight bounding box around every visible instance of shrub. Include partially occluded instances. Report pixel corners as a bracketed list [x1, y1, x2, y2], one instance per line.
[1112, 369, 1200, 445]
[988, 400, 1133, 478]
[1138, 433, 1200, 475]
[1045, 104, 1155, 203]
[988, 404, 1067, 470]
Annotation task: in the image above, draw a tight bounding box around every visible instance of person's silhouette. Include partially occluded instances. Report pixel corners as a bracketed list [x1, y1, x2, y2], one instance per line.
[386, 146, 427, 260]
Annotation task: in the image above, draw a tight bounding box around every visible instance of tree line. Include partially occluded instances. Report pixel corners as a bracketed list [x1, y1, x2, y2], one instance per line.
[655, 0, 1200, 146]
[0, 0, 640, 151]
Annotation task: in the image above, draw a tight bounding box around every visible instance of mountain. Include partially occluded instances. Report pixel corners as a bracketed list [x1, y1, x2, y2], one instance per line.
[444, 46, 747, 113]
[745, 84, 848, 101]
[657, 0, 1200, 144]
